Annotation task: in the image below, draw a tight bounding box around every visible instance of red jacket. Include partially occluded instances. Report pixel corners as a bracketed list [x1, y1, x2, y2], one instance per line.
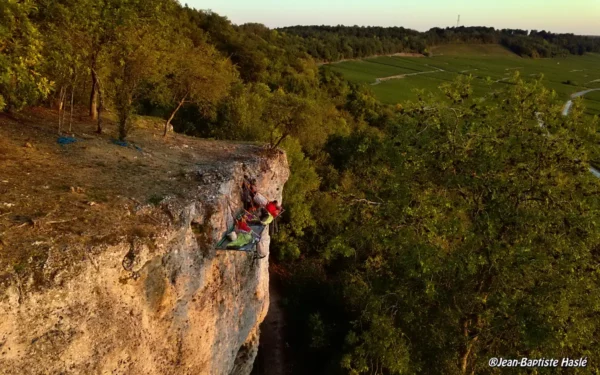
[266, 202, 280, 217]
[236, 219, 251, 233]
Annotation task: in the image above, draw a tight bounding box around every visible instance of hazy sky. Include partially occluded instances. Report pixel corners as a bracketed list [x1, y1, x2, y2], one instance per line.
[182, 0, 598, 35]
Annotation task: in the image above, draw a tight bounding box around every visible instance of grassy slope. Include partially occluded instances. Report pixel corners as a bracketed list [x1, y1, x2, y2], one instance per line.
[430, 43, 517, 56]
[328, 46, 600, 115]
[584, 90, 600, 115]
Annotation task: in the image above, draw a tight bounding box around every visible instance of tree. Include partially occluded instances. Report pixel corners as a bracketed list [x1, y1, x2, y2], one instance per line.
[157, 42, 237, 136]
[0, 0, 52, 111]
[341, 314, 410, 375]
[33, 0, 138, 128]
[37, 0, 113, 121]
[335, 77, 600, 374]
[106, 0, 177, 140]
[84, 0, 132, 121]
[263, 90, 320, 149]
[35, 0, 86, 132]
[212, 83, 272, 141]
[109, 26, 168, 140]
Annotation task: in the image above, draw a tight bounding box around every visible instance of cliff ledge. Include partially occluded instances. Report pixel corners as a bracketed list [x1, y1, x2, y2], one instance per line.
[0, 109, 289, 374]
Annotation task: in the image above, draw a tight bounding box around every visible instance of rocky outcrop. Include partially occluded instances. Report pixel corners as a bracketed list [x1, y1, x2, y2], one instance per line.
[0, 145, 288, 375]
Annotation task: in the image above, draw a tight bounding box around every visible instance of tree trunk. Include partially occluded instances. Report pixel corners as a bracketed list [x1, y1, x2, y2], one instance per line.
[117, 94, 133, 141]
[89, 67, 98, 120]
[69, 84, 75, 133]
[164, 94, 187, 137]
[96, 88, 103, 134]
[458, 318, 479, 375]
[459, 342, 473, 375]
[61, 94, 67, 129]
[58, 86, 66, 134]
[57, 89, 64, 112]
[272, 133, 288, 149]
[96, 72, 103, 134]
[119, 112, 129, 141]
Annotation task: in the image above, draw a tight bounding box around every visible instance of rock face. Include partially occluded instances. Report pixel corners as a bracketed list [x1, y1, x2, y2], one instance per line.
[0, 149, 289, 375]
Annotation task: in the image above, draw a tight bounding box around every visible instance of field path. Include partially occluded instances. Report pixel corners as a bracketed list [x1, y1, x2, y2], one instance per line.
[318, 52, 425, 66]
[560, 88, 600, 177]
[561, 88, 600, 116]
[372, 68, 444, 85]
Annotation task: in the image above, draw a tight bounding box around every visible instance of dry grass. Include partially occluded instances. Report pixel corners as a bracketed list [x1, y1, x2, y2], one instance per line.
[0, 107, 265, 288]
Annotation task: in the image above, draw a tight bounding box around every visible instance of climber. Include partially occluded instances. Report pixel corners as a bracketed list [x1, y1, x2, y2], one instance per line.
[221, 216, 257, 250]
[265, 200, 281, 218]
[241, 177, 258, 211]
[240, 176, 284, 222]
[236, 216, 251, 233]
[258, 207, 274, 225]
[246, 207, 270, 225]
[226, 231, 254, 249]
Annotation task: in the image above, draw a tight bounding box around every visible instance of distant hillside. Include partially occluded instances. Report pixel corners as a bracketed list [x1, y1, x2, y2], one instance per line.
[279, 25, 600, 61]
[430, 44, 517, 57]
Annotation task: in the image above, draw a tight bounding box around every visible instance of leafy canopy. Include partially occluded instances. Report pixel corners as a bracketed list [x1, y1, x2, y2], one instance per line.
[0, 0, 52, 111]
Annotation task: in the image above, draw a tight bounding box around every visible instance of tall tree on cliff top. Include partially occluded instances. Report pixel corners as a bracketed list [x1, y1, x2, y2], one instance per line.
[107, 0, 179, 140]
[35, 0, 87, 132]
[0, 0, 52, 111]
[263, 90, 323, 149]
[155, 41, 238, 136]
[35, 0, 144, 125]
[42, 0, 178, 124]
[109, 30, 166, 140]
[64, 0, 118, 121]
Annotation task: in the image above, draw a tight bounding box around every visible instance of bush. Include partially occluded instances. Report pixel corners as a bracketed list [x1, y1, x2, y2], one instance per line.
[562, 79, 579, 86]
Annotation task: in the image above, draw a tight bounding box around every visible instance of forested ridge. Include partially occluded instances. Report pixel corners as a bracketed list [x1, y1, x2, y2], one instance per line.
[281, 25, 600, 60]
[2, 1, 600, 374]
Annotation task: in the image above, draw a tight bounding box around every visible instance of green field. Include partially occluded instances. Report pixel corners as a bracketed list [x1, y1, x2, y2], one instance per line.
[585, 90, 600, 114]
[328, 45, 600, 116]
[430, 43, 517, 57]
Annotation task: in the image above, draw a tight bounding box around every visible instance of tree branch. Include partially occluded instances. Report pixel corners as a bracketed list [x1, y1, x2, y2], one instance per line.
[164, 92, 189, 136]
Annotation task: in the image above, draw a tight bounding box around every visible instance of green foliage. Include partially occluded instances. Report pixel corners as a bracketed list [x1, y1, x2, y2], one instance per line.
[308, 312, 329, 349]
[273, 138, 320, 260]
[106, 0, 176, 139]
[35, 0, 87, 95]
[440, 74, 473, 103]
[264, 90, 322, 148]
[152, 40, 238, 134]
[315, 77, 600, 374]
[0, 0, 52, 111]
[282, 139, 320, 233]
[214, 82, 350, 153]
[213, 83, 272, 140]
[341, 314, 410, 375]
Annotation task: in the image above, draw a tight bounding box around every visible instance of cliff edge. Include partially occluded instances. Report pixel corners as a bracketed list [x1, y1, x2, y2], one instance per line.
[0, 109, 289, 374]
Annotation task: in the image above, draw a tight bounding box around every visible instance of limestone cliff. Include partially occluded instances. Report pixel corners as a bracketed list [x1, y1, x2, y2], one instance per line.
[0, 111, 289, 375]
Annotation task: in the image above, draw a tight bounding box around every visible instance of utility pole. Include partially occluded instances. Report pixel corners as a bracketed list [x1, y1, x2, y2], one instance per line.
[456, 14, 460, 28]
